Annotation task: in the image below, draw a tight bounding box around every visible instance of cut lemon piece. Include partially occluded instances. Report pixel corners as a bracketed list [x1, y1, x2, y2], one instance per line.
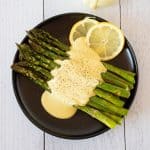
[69, 18, 98, 45]
[86, 22, 125, 61]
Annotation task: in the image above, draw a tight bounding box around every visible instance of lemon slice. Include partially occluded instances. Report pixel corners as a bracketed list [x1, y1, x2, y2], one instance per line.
[69, 18, 98, 45]
[86, 22, 125, 61]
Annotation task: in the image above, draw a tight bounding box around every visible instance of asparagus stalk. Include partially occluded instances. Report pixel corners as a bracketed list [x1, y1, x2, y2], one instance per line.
[94, 88, 125, 107]
[24, 55, 53, 71]
[18, 49, 24, 61]
[27, 32, 69, 57]
[97, 83, 130, 98]
[30, 29, 70, 51]
[17, 46, 53, 71]
[29, 40, 66, 60]
[103, 62, 135, 84]
[17, 44, 59, 69]
[88, 96, 128, 116]
[102, 71, 134, 90]
[101, 72, 129, 90]
[76, 105, 117, 128]
[11, 64, 50, 92]
[103, 62, 136, 76]
[102, 112, 122, 124]
[17, 61, 52, 81]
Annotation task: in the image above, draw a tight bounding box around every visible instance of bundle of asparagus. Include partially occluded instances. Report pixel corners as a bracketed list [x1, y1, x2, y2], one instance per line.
[11, 29, 136, 129]
[78, 63, 135, 128]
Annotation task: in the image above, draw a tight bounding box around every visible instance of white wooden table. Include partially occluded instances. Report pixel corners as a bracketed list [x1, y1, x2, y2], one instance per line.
[0, 0, 149, 149]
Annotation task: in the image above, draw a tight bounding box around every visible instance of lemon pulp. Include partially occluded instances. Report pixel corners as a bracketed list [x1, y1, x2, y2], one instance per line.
[86, 22, 125, 61]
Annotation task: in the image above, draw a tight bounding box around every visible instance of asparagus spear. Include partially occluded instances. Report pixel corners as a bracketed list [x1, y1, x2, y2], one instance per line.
[88, 96, 128, 116]
[27, 32, 69, 57]
[103, 62, 135, 84]
[76, 105, 117, 128]
[24, 55, 53, 71]
[30, 29, 70, 51]
[17, 46, 54, 71]
[94, 88, 125, 107]
[17, 61, 52, 80]
[101, 72, 129, 90]
[102, 112, 122, 124]
[18, 49, 24, 61]
[11, 64, 50, 92]
[102, 71, 134, 90]
[97, 83, 130, 98]
[103, 62, 136, 76]
[17, 44, 59, 69]
[29, 40, 67, 60]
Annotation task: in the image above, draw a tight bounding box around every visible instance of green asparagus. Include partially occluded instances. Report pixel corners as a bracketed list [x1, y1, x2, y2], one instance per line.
[102, 112, 122, 124]
[101, 72, 129, 90]
[18, 50, 24, 61]
[17, 46, 54, 71]
[88, 96, 128, 116]
[17, 44, 59, 69]
[30, 29, 70, 51]
[11, 64, 50, 92]
[27, 32, 69, 57]
[102, 71, 134, 89]
[29, 40, 67, 60]
[97, 82, 130, 98]
[103, 62, 135, 84]
[17, 61, 52, 80]
[76, 105, 117, 128]
[94, 88, 125, 107]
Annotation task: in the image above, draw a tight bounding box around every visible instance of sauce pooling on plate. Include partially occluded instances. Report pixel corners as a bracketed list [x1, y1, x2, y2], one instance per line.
[41, 91, 77, 119]
[41, 37, 106, 119]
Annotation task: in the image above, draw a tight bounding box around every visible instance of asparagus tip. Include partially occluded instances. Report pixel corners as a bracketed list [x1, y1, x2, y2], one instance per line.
[16, 43, 20, 48]
[26, 30, 30, 34]
[11, 64, 14, 69]
[28, 39, 32, 43]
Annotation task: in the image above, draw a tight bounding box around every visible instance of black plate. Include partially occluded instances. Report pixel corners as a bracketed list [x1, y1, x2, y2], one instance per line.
[12, 13, 138, 139]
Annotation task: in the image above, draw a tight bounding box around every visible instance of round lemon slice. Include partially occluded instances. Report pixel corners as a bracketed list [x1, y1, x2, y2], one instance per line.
[69, 18, 98, 45]
[86, 22, 125, 61]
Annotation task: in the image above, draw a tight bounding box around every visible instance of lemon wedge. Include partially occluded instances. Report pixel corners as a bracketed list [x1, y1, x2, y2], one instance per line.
[69, 18, 98, 45]
[86, 22, 125, 61]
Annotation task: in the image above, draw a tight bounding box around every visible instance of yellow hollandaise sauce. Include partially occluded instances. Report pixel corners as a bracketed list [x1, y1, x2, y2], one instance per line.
[41, 37, 106, 119]
[41, 91, 77, 119]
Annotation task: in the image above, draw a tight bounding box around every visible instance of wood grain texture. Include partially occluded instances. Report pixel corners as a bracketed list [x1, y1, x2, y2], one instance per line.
[44, 0, 120, 25]
[0, 0, 44, 150]
[44, 1, 125, 150]
[121, 0, 150, 149]
[45, 127, 124, 150]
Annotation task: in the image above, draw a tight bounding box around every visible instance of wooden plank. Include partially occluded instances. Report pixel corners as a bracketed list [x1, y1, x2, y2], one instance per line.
[44, 1, 125, 150]
[45, 127, 124, 150]
[0, 0, 44, 150]
[121, 0, 150, 149]
[44, 0, 120, 25]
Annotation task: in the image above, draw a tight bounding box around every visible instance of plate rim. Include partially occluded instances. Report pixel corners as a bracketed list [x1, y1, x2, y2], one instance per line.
[12, 12, 139, 139]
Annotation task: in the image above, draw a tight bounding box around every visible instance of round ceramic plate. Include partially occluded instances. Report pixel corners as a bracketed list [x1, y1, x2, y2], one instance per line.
[12, 13, 138, 139]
